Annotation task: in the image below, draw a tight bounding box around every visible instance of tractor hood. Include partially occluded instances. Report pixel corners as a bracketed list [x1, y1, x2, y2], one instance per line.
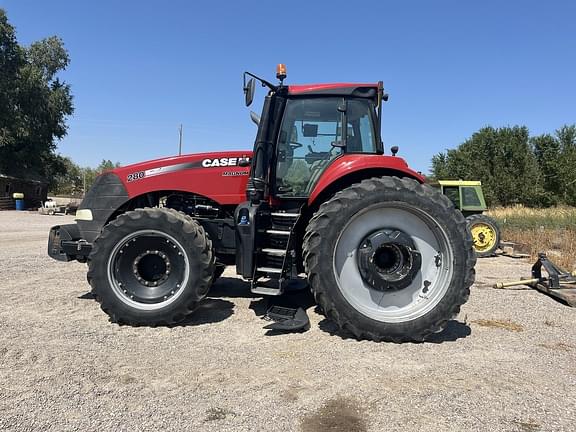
[109, 151, 253, 205]
[71, 151, 252, 245]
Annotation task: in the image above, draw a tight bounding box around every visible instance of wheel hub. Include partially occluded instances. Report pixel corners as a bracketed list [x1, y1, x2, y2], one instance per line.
[470, 223, 496, 251]
[357, 229, 422, 291]
[133, 250, 171, 286]
[111, 232, 187, 305]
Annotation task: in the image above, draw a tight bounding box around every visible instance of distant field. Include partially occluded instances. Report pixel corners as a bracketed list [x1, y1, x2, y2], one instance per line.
[487, 206, 576, 270]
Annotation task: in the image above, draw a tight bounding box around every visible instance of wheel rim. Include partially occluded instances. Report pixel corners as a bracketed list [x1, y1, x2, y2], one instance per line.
[333, 203, 454, 323]
[106, 230, 190, 310]
[470, 223, 497, 252]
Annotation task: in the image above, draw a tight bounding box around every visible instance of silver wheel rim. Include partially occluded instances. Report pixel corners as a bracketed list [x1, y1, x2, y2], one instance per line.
[333, 203, 454, 323]
[106, 229, 190, 311]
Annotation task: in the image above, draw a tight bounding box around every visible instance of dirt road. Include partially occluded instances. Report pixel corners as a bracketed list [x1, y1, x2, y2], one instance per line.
[0, 211, 574, 431]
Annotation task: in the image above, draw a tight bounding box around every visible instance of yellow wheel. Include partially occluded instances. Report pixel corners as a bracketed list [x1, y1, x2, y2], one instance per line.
[466, 214, 500, 257]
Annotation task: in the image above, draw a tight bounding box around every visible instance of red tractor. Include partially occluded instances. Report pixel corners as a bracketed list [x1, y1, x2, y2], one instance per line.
[48, 65, 475, 342]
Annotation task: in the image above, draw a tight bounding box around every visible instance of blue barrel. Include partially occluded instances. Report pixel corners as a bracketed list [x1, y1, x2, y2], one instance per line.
[15, 199, 25, 211]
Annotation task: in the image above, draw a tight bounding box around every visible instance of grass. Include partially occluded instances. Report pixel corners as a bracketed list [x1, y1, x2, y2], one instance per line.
[487, 206, 576, 270]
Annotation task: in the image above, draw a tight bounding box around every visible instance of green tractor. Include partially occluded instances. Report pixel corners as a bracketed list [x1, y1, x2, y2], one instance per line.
[436, 180, 501, 257]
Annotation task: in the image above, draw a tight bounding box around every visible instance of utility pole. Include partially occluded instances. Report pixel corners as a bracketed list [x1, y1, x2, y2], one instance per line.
[178, 124, 183, 156]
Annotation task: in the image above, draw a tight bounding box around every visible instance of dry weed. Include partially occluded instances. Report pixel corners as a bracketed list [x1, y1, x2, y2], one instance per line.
[472, 319, 524, 332]
[487, 206, 576, 270]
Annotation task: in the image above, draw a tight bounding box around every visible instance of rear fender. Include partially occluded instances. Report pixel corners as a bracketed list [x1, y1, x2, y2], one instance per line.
[307, 154, 425, 207]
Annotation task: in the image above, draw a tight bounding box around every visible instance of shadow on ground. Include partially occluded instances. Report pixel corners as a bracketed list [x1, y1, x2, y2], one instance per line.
[318, 318, 471, 343]
[77, 291, 235, 327]
[78, 279, 471, 342]
[176, 298, 235, 326]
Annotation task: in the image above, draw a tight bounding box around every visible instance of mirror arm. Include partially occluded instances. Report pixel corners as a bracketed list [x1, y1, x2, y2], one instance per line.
[244, 71, 277, 92]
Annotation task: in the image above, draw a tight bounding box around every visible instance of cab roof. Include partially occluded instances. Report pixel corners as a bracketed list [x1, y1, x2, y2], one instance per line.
[437, 180, 482, 187]
[287, 83, 379, 99]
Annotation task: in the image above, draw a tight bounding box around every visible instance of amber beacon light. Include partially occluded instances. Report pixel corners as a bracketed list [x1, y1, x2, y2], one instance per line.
[276, 63, 287, 82]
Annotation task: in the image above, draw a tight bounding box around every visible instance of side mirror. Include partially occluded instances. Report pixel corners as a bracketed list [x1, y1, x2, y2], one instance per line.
[390, 146, 399, 156]
[250, 111, 260, 126]
[244, 78, 255, 107]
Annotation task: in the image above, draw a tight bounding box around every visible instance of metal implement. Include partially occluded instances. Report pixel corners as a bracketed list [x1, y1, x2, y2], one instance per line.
[263, 306, 310, 332]
[494, 253, 576, 306]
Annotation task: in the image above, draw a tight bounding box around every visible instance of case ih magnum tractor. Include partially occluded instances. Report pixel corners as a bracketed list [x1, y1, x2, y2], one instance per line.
[48, 65, 475, 342]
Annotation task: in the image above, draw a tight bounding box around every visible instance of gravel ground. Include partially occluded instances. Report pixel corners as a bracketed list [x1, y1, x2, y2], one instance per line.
[0, 211, 575, 432]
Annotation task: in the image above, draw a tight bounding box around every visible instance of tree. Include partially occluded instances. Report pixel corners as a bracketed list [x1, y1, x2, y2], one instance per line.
[431, 126, 545, 206]
[79, 160, 122, 194]
[531, 133, 561, 204]
[556, 125, 576, 205]
[50, 159, 122, 196]
[50, 156, 83, 196]
[0, 9, 73, 188]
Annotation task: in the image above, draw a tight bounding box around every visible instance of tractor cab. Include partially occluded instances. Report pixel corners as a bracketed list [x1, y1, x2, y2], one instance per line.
[242, 65, 386, 204]
[435, 180, 487, 217]
[235, 65, 389, 294]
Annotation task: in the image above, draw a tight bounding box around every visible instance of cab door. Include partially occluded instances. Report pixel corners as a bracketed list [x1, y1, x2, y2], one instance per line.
[274, 97, 378, 198]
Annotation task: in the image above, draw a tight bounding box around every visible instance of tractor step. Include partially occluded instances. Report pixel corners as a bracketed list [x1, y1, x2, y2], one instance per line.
[265, 229, 291, 236]
[251, 285, 284, 296]
[270, 212, 300, 218]
[261, 248, 286, 256]
[257, 266, 283, 274]
[251, 276, 286, 296]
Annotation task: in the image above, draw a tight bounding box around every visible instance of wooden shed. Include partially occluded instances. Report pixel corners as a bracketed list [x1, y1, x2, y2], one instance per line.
[0, 174, 48, 210]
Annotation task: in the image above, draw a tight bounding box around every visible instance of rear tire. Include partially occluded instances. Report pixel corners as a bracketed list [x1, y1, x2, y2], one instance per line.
[87, 208, 214, 325]
[466, 214, 500, 257]
[303, 177, 476, 342]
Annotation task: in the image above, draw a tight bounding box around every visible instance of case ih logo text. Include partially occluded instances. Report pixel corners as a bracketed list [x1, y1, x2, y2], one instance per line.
[202, 157, 248, 168]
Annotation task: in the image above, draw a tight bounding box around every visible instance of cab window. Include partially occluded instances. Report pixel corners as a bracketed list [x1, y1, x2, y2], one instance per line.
[443, 186, 460, 208]
[462, 187, 481, 207]
[276, 97, 376, 196]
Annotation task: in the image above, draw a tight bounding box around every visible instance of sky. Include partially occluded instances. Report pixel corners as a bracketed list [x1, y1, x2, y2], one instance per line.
[2, 0, 575, 173]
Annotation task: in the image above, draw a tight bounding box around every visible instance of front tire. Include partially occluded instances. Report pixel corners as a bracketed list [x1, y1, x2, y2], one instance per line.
[87, 208, 214, 325]
[303, 177, 476, 342]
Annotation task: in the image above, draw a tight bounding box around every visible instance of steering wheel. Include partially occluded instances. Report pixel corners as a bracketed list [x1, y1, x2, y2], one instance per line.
[288, 141, 303, 149]
[305, 145, 332, 164]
